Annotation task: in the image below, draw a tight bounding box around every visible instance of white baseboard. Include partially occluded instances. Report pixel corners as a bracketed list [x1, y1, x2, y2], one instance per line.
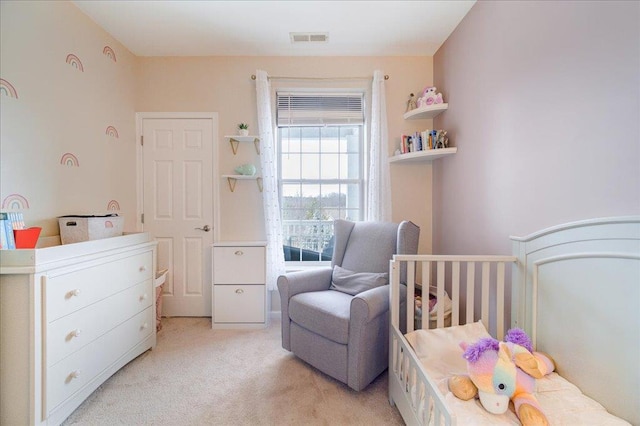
[269, 311, 281, 320]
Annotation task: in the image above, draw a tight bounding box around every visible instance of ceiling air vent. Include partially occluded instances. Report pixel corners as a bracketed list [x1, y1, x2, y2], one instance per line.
[290, 32, 329, 43]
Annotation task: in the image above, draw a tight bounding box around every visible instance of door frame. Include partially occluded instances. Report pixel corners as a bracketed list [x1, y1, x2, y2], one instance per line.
[135, 112, 220, 242]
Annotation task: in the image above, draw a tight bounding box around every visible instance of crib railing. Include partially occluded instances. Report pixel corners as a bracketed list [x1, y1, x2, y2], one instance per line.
[389, 255, 518, 425]
[390, 255, 517, 340]
[389, 326, 453, 425]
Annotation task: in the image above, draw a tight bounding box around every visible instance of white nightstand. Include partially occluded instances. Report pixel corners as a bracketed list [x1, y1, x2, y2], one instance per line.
[212, 241, 268, 329]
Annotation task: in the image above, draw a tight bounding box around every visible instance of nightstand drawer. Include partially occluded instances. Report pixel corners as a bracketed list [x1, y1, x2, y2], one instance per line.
[214, 284, 265, 323]
[213, 246, 265, 284]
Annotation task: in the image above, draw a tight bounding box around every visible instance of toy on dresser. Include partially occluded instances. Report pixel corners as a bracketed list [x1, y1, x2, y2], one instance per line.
[417, 86, 444, 108]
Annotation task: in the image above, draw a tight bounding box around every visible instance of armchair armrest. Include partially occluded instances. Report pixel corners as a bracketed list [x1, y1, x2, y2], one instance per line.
[350, 284, 407, 324]
[277, 267, 333, 300]
[350, 285, 390, 323]
[347, 284, 407, 391]
[277, 267, 333, 351]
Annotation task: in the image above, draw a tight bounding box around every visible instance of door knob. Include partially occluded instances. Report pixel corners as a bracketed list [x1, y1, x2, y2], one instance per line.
[195, 225, 211, 232]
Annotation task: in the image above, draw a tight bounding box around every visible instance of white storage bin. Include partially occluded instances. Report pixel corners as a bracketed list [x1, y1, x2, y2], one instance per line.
[58, 215, 124, 244]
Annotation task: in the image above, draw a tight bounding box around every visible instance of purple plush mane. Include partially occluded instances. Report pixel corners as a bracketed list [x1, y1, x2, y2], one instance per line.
[462, 328, 534, 363]
[462, 337, 499, 363]
[504, 328, 533, 352]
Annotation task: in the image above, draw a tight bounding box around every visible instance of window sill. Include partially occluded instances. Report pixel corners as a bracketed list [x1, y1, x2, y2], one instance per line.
[285, 262, 331, 273]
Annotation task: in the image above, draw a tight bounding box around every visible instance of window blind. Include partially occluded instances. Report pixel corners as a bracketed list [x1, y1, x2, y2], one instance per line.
[276, 92, 365, 126]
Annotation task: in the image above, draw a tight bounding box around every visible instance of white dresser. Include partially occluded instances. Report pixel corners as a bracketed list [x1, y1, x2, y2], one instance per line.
[212, 241, 268, 329]
[0, 233, 157, 425]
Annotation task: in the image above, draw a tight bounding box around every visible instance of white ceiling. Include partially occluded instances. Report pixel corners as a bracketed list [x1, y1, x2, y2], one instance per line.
[72, 1, 476, 57]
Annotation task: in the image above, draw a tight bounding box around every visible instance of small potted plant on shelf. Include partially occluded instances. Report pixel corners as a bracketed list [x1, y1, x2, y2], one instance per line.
[237, 123, 249, 136]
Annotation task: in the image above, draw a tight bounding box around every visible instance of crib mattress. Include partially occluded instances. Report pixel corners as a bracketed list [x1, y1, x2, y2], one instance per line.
[404, 322, 630, 425]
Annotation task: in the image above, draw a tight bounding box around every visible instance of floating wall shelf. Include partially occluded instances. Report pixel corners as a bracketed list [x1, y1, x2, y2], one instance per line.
[403, 104, 448, 120]
[225, 135, 261, 155]
[388, 147, 457, 163]
[222, 175, 263, 192]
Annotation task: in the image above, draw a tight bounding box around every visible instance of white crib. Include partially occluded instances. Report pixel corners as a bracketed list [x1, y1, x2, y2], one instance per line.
[388, 216, 640, 425]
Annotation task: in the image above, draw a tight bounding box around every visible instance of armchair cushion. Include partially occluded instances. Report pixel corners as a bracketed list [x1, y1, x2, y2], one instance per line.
[334, 221, 399, 273]
[330, 265, 389, 296]
[289, 290, 352, 344]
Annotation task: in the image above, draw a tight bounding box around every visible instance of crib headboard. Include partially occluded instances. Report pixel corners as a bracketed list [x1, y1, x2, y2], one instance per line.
[511, 216, 640, 425]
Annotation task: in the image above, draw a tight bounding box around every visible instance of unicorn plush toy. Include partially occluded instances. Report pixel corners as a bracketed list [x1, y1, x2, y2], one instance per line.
[448, 328, 555, 426]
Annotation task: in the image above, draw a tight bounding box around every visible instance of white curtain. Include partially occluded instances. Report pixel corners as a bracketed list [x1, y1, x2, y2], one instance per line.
[367, 70, 392, 222]
[255, 70, 286, 290]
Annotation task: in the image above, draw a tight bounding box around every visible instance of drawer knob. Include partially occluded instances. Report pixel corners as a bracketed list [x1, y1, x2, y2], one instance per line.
[140, 293, 148, 301]
[141, 322, 149, 330]
[235, 288, 244, 294]
[139, 266, 147, 272]
[66, 289, 81, 298]
[69, 329, 82, 339]
[70, 370, 81, 379]
[234, 250, 244, 256]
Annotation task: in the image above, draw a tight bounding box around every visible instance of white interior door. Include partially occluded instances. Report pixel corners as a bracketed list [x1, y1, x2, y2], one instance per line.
[142, 117, 215, 316]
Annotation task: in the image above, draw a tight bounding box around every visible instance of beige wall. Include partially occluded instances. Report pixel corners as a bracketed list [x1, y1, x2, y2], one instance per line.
[433, 0, 640, 255]
[136, 56, 437, 253]
[0, 1, 138, 236]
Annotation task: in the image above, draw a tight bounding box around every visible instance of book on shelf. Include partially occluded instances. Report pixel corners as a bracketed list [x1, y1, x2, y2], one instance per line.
[0, 213, 16, 249]
[5, 218, 16, 249]
[414, 132, 422, 151]
[0, 220, 6, 249]
[8, 212, 25, 230]
[399, 129, 450, 155]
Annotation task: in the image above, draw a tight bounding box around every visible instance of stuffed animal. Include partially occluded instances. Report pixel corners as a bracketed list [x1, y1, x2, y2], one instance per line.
[417, 86, 444, 108]
[448, 328, 555, 426]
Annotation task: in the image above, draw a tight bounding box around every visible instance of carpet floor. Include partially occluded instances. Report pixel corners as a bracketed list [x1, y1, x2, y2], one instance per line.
[63, 317, 405, 425]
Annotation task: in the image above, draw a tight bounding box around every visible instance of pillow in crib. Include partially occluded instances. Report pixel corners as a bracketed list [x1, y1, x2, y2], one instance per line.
[405, 321, 491, 371]
[330, 265, 389, 296]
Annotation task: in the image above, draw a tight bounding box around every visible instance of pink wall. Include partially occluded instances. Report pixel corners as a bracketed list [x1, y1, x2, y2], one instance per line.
[0, 2, 137, 236]
[433, 1, 639, 254]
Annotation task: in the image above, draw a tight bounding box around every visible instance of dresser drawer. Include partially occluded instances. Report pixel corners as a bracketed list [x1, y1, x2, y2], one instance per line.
[46, 306, 153, 414]
[213, 246, 265, 284]
[46, 251, 153, 322]
[214, 284, 265, 323]
[46, 279, 153, 367]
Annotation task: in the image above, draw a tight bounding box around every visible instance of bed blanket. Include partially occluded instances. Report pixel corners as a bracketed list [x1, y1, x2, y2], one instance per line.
[404, 322, 630, 425]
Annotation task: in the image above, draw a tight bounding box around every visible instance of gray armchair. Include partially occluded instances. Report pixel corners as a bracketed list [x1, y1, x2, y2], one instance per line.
[277, 219, 419, 391]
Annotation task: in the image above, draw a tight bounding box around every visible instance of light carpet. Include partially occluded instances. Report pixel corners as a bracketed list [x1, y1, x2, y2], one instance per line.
[63, 317, 405, 425]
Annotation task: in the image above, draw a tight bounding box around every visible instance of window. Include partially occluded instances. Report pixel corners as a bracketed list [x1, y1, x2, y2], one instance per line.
[277, 92, 365, 263]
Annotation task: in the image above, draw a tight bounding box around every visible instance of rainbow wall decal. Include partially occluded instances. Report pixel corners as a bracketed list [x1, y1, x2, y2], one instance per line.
[66, 54, 84, 72]
[107, 199, 121, 211]
[2, 193, 30, 210]
[0, 78, 18, 99]
[60, 152, 80, 167]
[105, 125, 119, 138]
[103, 46, 117, 62]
